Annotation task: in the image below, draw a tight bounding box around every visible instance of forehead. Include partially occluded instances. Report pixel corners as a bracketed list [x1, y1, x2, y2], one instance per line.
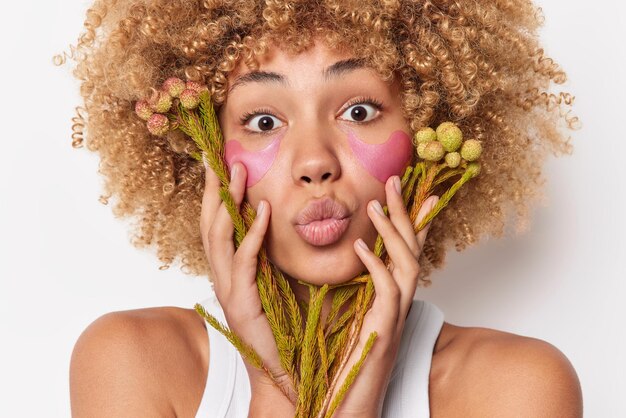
[228, 40, 364, 82]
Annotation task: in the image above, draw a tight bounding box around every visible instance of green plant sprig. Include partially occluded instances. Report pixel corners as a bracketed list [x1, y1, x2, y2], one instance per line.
[136, 77, 482, 417]
[323, 332, 378, 418]
[296, 284, 329, 416]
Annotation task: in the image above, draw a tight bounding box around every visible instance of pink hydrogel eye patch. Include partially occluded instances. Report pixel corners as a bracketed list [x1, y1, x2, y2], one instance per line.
[346, 130, 413, 183]
[224, 134, 282, 187]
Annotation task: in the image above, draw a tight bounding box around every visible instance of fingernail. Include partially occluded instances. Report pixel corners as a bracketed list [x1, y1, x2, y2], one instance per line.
[429, 196, 439, 210]
[392, 176, 402, 194]
[231, 163, 239, 178]
[202, 152, 209, 170]
[257, 201, 265, 216]
[371, 200, 385, 216]
[355, 238, 368, 251]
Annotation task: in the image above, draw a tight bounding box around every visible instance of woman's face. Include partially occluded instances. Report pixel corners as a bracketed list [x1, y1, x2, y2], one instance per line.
[218, 40, 413, 285]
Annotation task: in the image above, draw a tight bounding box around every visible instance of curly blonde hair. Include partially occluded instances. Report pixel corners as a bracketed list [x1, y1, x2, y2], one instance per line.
[62, 0, 577, 284]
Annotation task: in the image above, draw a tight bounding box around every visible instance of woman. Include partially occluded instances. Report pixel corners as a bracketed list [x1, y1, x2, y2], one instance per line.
[68, 0, 582, 416]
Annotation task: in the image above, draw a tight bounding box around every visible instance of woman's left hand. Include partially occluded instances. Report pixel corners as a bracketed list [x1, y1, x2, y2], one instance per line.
[329, 176, 439, 418]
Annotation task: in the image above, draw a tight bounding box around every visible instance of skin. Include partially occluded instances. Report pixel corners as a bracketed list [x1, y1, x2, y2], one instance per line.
[224, 132, 283, 187]
[217, 42, 416, 291]
[223, 127, 413, 186]
[344, 129, 414, 183]
[69, 41, 583, 417]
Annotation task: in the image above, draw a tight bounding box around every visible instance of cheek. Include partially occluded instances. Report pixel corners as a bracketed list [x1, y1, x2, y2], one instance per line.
[224, 133, 283, 187]
[347, 130, 413, 183]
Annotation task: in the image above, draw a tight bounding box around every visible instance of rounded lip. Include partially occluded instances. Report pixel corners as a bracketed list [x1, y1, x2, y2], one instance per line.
[294, 217, 351, 246]
[293, 197, 351, 225]
[293, 197, 352, 246]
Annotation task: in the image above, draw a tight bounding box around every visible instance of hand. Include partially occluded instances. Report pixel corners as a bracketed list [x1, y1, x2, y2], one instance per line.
[328, 176, 438, 418]
[199, 158, 297, 409]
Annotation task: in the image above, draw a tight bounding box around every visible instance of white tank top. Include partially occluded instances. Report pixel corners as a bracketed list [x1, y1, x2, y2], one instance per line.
[195, 293, 444, 417]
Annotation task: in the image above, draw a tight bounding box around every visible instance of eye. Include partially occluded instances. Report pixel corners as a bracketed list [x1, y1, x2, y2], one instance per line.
[245, 114, 283, 133]
[339, 102, 380, 123]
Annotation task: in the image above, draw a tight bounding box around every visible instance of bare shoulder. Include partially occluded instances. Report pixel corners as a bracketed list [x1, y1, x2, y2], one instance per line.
[430, 322, 583, 418]
[70, 306, 209, 417]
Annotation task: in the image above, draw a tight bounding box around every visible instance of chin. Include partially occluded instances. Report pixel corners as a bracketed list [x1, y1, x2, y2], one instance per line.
[268, 243, 367, 286]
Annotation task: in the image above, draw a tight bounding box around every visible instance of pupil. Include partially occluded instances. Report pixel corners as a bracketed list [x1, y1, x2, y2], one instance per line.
[351, 106, 367, 122]
[259, 116, 274, 130]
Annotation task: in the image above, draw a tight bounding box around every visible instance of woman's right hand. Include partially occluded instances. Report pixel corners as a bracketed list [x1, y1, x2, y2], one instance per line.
[200, 157, 296, 411]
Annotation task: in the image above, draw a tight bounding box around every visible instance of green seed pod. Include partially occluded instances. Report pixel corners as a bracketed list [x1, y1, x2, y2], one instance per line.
[466, 162, 481, 178]
[146, 113, 170, 136]
[437, 124, 463, 152]
[186, 81, 209, 94]
[180, 89, 200, 109]
[134, 100, 153, 121]
[163, 77, 185, 98]
[422, 141, 445, 162]
[445, 152, 461, 168]
[460, 139, 483, 161]
[152, 91, 172, 113]
[414, 127, 437, 144]
[435, 121, 456, 136]
[417, 142, 428, 159]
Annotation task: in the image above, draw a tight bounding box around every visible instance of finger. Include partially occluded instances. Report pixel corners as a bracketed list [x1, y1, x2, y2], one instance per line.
[395, 195, 439, 315]
[415, 195, 439, 252]
[200, 152, 223, 243]
[209, 163, 246, 244]
[368, 198, 420, 314]
[230, 200, 271, 303]
[353, 238, 399, 330]
[207, 162, 247, 294]
[367, 199, 418, 279]
[385, 176, 420, 257]
[205, 163, 246, 243]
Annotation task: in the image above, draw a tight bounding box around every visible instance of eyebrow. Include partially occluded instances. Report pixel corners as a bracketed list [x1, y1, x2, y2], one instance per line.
[323, 58, 367, 81]
[228, 71, 286, 94]
[228, 58, 368, 94]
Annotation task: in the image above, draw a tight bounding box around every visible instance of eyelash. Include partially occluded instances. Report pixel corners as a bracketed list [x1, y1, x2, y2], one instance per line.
[238, 108, 277, 137]
[343, 96, 385, 118]
[239, 108, 275, 125]
[238, 96, 385, 135]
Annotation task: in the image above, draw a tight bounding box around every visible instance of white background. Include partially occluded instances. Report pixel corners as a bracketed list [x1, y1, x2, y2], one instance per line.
[0, 1, 624, 416]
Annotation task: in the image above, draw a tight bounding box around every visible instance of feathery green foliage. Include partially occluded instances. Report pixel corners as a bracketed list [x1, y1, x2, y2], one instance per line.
[296, 284, 329, 415]
[324, 332, 378, 418]
[194, 303, 264, 370]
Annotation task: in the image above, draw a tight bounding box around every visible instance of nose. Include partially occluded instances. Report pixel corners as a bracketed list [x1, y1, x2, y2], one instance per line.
[290, 125, 342, 186]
